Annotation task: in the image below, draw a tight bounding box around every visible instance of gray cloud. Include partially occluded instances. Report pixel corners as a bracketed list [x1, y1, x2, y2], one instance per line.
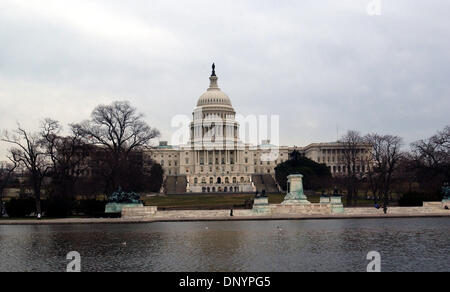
[1, 0, 449, 159]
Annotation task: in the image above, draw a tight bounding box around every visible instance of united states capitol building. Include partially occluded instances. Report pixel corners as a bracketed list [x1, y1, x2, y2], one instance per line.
[146, 65, 371, 194]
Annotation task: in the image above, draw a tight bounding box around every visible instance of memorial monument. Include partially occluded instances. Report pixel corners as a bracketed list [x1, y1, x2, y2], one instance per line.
[329, 188, 345, 214]
[282, 174, 311, 205]
[105, 188, 144, 214]
[253, 190, 270, 214]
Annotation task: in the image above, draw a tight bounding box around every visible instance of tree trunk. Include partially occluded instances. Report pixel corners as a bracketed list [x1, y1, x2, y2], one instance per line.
[0, 190, 4, 216]
[33, 176, 42, 217]
[383, 191, 389, 209]
[346, 187, 353, 207]
[35, 195, 41, 217]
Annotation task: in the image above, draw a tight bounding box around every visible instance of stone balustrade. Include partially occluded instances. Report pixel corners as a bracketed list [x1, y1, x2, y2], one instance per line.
[271, 203, 332, 215]
[345, 203, 449, 215]
[122, 206, 158, 219]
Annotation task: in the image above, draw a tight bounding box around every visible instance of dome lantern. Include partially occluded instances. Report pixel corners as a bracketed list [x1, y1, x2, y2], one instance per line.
[196, 63, 233, 107]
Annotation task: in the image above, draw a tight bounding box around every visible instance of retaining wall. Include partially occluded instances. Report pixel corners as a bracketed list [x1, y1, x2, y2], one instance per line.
[121, 201, 450, 220]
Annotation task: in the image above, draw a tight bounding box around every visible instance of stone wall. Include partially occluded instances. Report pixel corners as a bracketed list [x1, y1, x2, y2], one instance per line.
[271, 203, 332, 215]
[345, 203, 449, 215]
[153, 210, 231, 219]
[121, 202, 449, 220]
[423, 202, 445, 209]
[122, 206, 157, 219]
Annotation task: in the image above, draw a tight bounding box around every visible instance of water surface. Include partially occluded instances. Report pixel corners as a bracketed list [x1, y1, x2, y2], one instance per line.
[0, 218, 449, 272]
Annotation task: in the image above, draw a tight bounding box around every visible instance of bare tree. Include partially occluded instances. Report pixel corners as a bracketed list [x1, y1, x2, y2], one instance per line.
[71, 101, 160, 194]
[392, 153, 418, 195]
[411, 125, 450, 192]
[1, 125, 52, 217]
[0, 160, 18, 216]
[412, 126, 449, 168]
[365, 134, 403, 206]
[41, 119, 89, 199]
[339, 130, 365, 206]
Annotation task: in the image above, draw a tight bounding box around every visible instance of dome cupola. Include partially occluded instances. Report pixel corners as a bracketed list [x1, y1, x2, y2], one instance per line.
[197, 63, 233, 107]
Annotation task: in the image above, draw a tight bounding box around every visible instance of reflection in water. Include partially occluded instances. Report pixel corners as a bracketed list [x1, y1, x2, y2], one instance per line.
[0, 218, 449, 272]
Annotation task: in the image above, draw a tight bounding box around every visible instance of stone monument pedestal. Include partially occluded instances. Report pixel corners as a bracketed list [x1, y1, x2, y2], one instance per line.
[105, 203, 144, 214]
[330, 196, 345, 214]
[282, 174, 311, 205]
[443, 198, 450, 209]
[320, 196, 330, 204]
[253, 197, 270, 214]
[441, 184, 450, 209]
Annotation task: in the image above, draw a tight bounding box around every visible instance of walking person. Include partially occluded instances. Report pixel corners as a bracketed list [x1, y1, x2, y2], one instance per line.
[383, 200, 388, 214]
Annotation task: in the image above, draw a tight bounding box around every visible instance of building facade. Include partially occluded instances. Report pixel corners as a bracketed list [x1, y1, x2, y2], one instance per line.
[145, 66, 371, 194]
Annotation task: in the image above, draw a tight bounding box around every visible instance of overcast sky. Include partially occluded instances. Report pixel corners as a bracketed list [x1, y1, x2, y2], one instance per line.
[1, 0, 449, 160]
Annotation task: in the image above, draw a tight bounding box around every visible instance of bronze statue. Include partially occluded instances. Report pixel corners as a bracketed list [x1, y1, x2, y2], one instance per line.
[211, 63, 216, 76]
[108, 187, 141, 204]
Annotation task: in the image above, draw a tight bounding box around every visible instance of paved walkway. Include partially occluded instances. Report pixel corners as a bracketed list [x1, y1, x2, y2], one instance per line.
[1, 212, 449, 225]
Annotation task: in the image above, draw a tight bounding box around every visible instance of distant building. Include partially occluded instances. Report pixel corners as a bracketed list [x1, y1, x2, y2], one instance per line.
[146, 66, 371, 194]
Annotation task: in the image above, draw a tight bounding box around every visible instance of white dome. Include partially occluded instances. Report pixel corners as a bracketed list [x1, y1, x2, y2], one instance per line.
[197, 88, 232, 107]
[196, 67, 233, 107]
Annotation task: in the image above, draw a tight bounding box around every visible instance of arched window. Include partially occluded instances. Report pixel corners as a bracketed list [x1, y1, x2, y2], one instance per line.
[194, 178, 198, 184]
[210, 177, 214, 184]
[217, 177, 222, 184]
[233, 177, 237, 183]
[240, 177, 245, 183]
[225, 177, 230, 184]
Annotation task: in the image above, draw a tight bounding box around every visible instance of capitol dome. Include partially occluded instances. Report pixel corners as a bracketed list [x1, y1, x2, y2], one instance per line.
[190, 63, 239, 146]
[196, 64, 233, 107]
